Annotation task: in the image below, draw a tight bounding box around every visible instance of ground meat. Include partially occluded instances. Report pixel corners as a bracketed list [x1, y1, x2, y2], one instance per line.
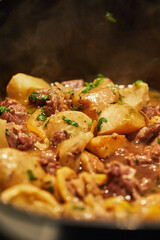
[125, 153, 152, 167]
[6, 122, 36, 150]
[29, 85, 73, 116]
[40, 150, 60, 175]
[52, 130, 69, 148]
[29, 88, 50, 106]
[61, 79, 85, 91]
[105, 161, 140, 200]
[0, 99, 28, 125]
[142, 105, 160, 119]
[135, 123, 160, 142]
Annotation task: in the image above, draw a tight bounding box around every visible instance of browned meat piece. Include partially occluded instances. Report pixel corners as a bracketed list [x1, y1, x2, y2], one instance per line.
[40, 150, 60, 175]
[144, 136, 160, 161]
[105, 161, 140, 200]
[135, 123, 160, 142]
[52, 130, 69, 148]
[29, 85, 73, 116]
[61, 79, 85, 91]
[6, 122, 36, 150]
[142, 105, 160, 119]
[125, 153, 152, 167]
[0, 99, 28, 125]
[28, 88, 50, 106]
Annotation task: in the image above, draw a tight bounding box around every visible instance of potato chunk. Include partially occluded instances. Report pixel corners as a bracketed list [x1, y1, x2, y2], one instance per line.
[119, 82, 150, 110]
[0, 148, 45, 191]
[0, 119, 9, 148]
[97, 103, 146, 135]
[58, 131, 93, 172]
[7, 73, 50, 105]
[45, 111, 93, 139]
[73, 78, 119, 120]
[86, 134, 128, 159]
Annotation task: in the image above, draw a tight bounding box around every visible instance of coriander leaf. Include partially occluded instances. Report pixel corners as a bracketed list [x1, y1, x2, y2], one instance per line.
[134, 80, 143, 86]
[37, 108, 47, 122]
[97, 110, 102, 114]
[105, 11, 116, 23]
[41, 94, 50, 101]
[118, 94, 125, 104]
[0, 106, 10, 116]
[26, 170, 37, 181]
[72, 205, 85, 211]
[97, 117, 108, 131]
[157, 137, 160, 144]
[62, 116, 79, 127]
[88, 120, 93, 126]
[29, 91, 39, 100]
[5, 129, 10, 136]
[44, 120, 49, 129]
[47, 186, 54, 193]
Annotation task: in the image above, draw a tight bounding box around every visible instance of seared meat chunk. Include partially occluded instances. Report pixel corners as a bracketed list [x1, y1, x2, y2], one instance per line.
[142, 105, 160, 119]
[61, 79, 85, 91]
[0, 99, 28, 125]
[105, 161, 140, 200]
[6, 122, 36, 150]
[52, 130, 69, 148]
[135, 123, 160, 142]
[40, 150, 60, 175]
[125, 153, 152, 166]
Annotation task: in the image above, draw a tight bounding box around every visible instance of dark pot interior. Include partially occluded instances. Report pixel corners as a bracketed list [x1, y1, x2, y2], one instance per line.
[0, 0, 160, 239]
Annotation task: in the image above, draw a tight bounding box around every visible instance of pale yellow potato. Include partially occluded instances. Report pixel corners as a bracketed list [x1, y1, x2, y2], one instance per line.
[73, 78, 119, 120]
[1, 184, 62, 218]
[0, 119, 9, 148]
[7, 73, 50, 105]
[0, 148, 45, 191]
[98, 103, 146, 135]
[45, 111, 92, 139]
[58, 131, 93, 172]
[86, 134, 128, 159]
[80, 151, 105, 173]
[119, 82, 149, 110]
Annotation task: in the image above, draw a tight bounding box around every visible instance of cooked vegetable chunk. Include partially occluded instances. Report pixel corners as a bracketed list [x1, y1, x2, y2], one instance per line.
[73, 77, 119, 120]
[97, 103, 146, 135]
[45, 111, 93, 139]
[86, 134, 128, 158]
[58, 131, 93, 172]
[119, 82, 150, 110]
[7, 73, 50, 105]
[0, 148, 45, 191]
[0, 119, 9, 148]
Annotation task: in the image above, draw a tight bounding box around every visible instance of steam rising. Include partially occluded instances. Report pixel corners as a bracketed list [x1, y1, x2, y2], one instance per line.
[0, 0, 160, 92]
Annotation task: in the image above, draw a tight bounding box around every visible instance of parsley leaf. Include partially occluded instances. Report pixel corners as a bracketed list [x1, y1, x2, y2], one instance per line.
[26, 170, 37, 181]
[97, 117, 108, 131]
[105, 12, 116, 23]
[62, 116, 79, 127]
[134, 80, 143, 86]
[0, 106, 10, 115]
[37, 108, 47, 122]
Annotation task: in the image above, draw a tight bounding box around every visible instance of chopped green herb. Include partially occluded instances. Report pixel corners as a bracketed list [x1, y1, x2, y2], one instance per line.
[47, 186, 54, 194]
[135, 158, 139, 165]
[0, 106, 10, 116]
[157, 137, 160, 144]
[62, 116, 79, 127]
[105, 11, 116, 23]
[118, 94, 125, 104]
[27, 109, 34, 114]
[37, 108, 47, 122]
[82, 74, 105, 93]
[72, 205, 85, 211]
[26, 170, 37, 181]
[25, 132, 29, 135]
[44, 120, 49, 129]
[29, 91, 39, 100]
[107, 84, 116, 95]
[97, 117, 108, 131]
[5, 129, 10, 136]
[134, 80, 143, 86]
[97, 110, 102, 114]
[64, 91, 74, 95]
[88, 120, 93, 126]
[71, 106, 77, 111]
[45, 180, 52, 184]
[41, 94, 50, 101]
[110, 102, 116, 104]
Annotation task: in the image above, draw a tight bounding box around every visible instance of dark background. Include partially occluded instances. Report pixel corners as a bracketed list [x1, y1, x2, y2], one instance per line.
[0, 0, 160, 239]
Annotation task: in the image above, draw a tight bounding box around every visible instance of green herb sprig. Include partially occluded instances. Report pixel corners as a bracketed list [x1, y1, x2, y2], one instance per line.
[0, 106, 10, 116]
[97, 117, 108, 131]
[62, 116, 79, 127]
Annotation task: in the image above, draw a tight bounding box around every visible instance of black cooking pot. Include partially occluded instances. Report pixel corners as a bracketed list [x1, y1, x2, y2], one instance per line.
[0, 0, 160, 239]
